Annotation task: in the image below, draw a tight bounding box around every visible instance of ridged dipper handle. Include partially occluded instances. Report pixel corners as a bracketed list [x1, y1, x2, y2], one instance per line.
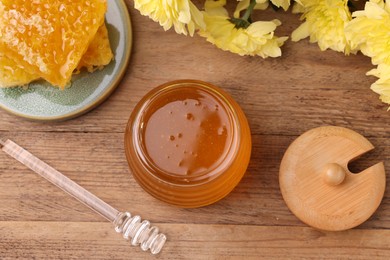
[113, 212, 166, 254]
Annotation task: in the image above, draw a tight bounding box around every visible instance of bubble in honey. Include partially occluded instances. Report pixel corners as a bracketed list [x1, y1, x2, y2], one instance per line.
[218, 126, 226, 136]
[186, 113, 194, 120]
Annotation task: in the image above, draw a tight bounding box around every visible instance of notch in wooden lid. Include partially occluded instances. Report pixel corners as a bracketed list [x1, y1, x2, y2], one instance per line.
[279, 126, 386, 231]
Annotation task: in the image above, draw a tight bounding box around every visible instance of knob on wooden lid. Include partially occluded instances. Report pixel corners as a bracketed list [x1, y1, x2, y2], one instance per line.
[279, 126, 386, 231]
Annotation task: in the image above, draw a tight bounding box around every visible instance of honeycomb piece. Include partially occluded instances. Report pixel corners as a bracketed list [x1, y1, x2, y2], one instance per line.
[0, 0, 107, 88]
[76, 23, 113, 72]
[0, 23, 113, 88]
[0, 53, 37, 87]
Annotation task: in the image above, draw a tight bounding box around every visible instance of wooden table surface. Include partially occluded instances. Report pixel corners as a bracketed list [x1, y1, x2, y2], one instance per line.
[1, 1, 389, 259]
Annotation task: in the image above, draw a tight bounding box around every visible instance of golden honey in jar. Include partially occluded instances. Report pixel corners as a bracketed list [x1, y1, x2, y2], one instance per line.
[125, 80, 251, 208]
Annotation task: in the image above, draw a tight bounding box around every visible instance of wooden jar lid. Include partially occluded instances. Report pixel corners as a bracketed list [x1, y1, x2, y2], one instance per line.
[279, 126, 386, 231]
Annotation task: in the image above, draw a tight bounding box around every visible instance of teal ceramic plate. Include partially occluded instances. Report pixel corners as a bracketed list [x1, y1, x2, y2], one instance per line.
[0, 0, 132, 121]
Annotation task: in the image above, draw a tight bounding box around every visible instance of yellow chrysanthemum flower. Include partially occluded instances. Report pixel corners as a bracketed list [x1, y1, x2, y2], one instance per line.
[345, 1, 390, 65]
[134, 0, 205, 36]
[292, 0, 351, 53]
[367, 63, 390, 105]
[199, 0, 287, 57]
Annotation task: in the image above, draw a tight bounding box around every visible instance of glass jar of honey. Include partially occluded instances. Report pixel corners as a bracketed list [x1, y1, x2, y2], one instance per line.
[124, 80, 251, 208]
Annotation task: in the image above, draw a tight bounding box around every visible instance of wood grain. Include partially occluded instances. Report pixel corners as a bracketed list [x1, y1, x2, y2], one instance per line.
[0, 222, 389, 260]
[0, 1, 389, 258]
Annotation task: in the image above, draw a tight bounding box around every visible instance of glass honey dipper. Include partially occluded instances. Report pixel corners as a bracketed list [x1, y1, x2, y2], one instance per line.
[0, 139, 166, 255]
